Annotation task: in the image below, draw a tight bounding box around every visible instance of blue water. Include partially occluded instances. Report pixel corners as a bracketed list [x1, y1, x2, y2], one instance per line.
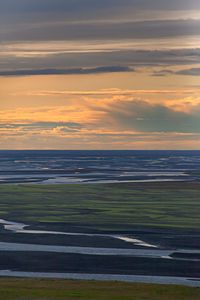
[0, 150, 199, 184]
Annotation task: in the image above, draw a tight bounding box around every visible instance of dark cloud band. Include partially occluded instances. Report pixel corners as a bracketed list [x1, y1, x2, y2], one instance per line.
[0, 66, 133, 76]
[1, 0, 200, 14]
[1, 19, 200, 42]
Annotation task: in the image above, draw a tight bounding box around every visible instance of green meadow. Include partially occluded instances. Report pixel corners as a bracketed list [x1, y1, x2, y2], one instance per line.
[0, 279, 199, 300]
[0, 182, 199, 230]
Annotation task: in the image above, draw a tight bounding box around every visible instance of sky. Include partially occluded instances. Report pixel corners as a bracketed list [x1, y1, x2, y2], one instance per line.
[0, 0, 200, 150]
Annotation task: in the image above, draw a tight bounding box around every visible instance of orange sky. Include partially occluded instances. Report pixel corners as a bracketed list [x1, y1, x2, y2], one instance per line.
[0, 0, 200, 149]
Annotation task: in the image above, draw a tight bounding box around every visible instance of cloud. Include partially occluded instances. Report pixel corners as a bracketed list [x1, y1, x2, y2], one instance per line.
[1, 1, 200, 16]
[23, 88, 198, 97]
[0, 66, 133, 76]
[0, 96, 200, 149]
[1, 47, 200, 75]
[2, 96, 199, 133]
[153, 67, 200, 76]
[177, 68, 200, 76]
[152, 70, 174, 76]
[99, 99, 200, 133]
[1, 19, 200, 42]
[0, 121, 82, 130]
[0, 127, 199, 150]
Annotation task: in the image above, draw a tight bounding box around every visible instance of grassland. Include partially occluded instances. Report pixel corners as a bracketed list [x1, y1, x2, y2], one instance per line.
[0, 278, 199, 300]
[0, 182, 199, 230]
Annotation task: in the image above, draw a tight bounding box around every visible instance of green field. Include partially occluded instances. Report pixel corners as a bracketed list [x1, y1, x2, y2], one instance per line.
[0, 182, 199, 230]
[0, 279, 199, 300]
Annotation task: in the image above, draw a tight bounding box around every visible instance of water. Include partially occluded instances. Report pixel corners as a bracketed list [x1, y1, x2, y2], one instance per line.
[0, 271, 199, 287]
[0, 241, 172, 257]
[0, 150, 199, 184]
[0, 219, 158, 248]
